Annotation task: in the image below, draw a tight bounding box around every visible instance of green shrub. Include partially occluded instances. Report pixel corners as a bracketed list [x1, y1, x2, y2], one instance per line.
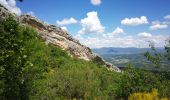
[128, 89, 168, 100]
[116, 66, 170, 99]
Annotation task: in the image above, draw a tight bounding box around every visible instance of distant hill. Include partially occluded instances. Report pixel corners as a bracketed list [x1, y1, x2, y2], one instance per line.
[92, 47, 165, 55]
[92, 47, 169, 71]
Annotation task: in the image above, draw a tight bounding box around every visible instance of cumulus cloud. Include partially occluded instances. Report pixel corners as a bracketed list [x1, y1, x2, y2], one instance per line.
[138, 32, 152, 38]
[56, 17, 78, 26]
[150, 21, 168, 30]
[121, 16, 149, 26]
[91, 0, 101, 6]
[150, 24, 168, 30]
[103, 27, 124, 38]
[78, 11, 105, 34]
[164, 15, 170, 20]
[61, 26, 68, 31]
[75, 33, 167, 48]
[0, 0, 21, 15]
[111, 27, 124, 35]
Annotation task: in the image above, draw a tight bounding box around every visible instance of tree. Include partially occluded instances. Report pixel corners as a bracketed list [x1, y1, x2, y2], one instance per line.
[0, 16, 35, 100]
[144, 39, 170, 68]
[165, 38, 170, 60]
[144, 42, 162, 68]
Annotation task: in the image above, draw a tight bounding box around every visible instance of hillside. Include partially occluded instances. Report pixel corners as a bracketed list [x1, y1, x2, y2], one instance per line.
[0, 4, 120, 72]
[0, 3, 170, 100]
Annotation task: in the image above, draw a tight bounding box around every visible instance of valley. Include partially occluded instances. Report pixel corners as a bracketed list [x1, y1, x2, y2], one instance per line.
[92, 47, 170, 71]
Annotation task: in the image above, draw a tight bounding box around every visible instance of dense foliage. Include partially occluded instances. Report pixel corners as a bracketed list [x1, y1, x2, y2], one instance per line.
[0, 16, 170, 100]
[117, 65, 170, 99]
[0, 16, 37, 100]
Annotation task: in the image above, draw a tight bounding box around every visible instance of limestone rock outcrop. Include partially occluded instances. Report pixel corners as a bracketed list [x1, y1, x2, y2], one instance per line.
[0, 4, 120, 72]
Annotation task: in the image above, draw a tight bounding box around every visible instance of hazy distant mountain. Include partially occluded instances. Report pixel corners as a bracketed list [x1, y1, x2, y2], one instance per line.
[92, 47, 169, 70]
[92, 47, 165, 55]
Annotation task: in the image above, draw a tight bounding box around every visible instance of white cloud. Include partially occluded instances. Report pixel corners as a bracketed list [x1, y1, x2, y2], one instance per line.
[75, 33, 167, 48]
[151, 20, 160, 25]
[56, 17, 78, 26]
[163, 21, 170, 25]
[121, 16, 149, 26]
[61, 26, 68, 31]
[0, 0, 21, 15]
[150, 23, 168, 30]
[164, 15, 170, 20]
[78, 11, 105, 34]
[138, 32, 152, 38]
[75, 35, 132, 48]
[103, 27, 124, 38]
[150, 20, 169, 30]
[91, 0, 101, 6]
[111, 27, 124, 35]
[26, 11, 35, 16]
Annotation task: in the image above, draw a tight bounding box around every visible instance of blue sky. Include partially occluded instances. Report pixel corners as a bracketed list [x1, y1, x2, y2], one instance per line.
[1, 0, 170, 48]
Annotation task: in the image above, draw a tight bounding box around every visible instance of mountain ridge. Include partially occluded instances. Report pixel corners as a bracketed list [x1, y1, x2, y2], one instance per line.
[92, 47, 165, 55]
[0, 4, 120, 72]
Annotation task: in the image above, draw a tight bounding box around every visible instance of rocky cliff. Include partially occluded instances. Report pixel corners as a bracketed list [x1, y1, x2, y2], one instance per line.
[0, 4, 120, 72]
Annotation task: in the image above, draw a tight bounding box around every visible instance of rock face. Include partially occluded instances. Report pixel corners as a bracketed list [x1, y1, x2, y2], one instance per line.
[19, 14, 95, 61]
[0, 4, 120, 72]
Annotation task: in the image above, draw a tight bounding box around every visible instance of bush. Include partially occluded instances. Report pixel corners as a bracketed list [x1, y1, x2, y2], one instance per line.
[128, 89, 168, 100]
[0, 15, 36, 100]
[116, 66, 170, 99]
[30, 57, 121, 99]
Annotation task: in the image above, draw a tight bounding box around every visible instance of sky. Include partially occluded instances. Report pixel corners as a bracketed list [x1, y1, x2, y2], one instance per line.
[0, 0, 170, 48]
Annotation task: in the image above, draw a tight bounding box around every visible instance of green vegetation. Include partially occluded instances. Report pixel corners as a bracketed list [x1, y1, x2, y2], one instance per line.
[144, 41, 170, 68]
[0, 16, 36, 100]
[128, 89, 168, 100]
[117, 65, 170, 99]
[0, 16, 170, 100]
